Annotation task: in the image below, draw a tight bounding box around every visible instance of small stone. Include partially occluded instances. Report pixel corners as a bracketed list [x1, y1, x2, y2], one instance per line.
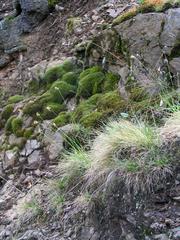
[3, 150, 18, 170]
[154, 234, 169, 240]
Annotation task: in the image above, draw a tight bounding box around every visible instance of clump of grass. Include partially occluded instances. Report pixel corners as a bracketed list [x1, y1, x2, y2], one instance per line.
[23, 199, 43, 218]
[85, 119, 165, 192]
[160, 110, 180, 139]
[59, 146, 91, 185]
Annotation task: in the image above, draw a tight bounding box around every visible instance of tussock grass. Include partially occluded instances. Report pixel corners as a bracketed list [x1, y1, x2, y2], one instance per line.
[59, 146, 91, 185]
[84, 119, 174, 193]
[160, 110, 180, 139]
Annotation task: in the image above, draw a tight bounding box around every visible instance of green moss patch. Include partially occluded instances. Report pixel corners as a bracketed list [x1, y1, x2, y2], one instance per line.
[53, 112, 72, 128]
[50, 81, 76, 103]
[61, 72, 79, 86]
[97, 90, 126, 113]
[11, 117, 23, 137]
[1, 104, 14, 120]
[23, 100, 44, 116]
[44, 65, 65, 84]
[77, 72, 105, 98]
[129, 87, 148, 102]
[5, 115, 16, 135]
[8, 95, 24, 104]
[41, 103, 66, 120]
[23, 128, 34, 139]
[80, 111, 103, 128]
[79, 66, 102, 79]
[103, 72, 120, 92]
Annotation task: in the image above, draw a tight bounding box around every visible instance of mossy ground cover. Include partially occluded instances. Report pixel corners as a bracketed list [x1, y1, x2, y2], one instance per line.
[113, 0, 179, 25]
[1, 61, 161, 133]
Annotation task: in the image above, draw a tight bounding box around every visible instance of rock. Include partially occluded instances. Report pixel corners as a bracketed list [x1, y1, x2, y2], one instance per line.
[3, 149, 18, 170]
[169, 58, 180, 83]
[20, 139, 41, 157]
[14, 0, 49, 32]
[160, 8, 180, 56]
[153, 234, 169, 240]
[28, 60, 48, 82]
[27, 150, 43, 169]
[0, 0, 49, 62]
[43, 124, 75, 160]
[115, 12, 164, 68]
[173, 196, 180, 202]
[8, 134, 25, 147]
[17, 230, 45, 240]
[114, 9, 180, 93]
[172, 227, 180, 240]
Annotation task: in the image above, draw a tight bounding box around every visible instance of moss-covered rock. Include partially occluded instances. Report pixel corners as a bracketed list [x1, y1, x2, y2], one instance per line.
[80, 111, 103, 128]
[44, 65, 65, 84]
[50, 81, 76, 103]
[97, 90, 126, 113]
[129, 87, 148, 102]
[5, 115, 17, 134]
[61, 72, 79, 86]
[72, 94, 103, 122]
[23, 128, 34, 139]
[41, 103, 66, 120]
[23, 100, 44, 116]
[103, 72, 120, 92]
[62, 60, 75, 72]
[53, 112, 72, 127]
[8, 95, 24, 104]
[1, 104, 14, 120]
[113, 7, 137, 25]
[11, 117, 23, 137]
[79, 66, 102, 79]
[23, 93, 52, 116]
[77, 72, 105, 98]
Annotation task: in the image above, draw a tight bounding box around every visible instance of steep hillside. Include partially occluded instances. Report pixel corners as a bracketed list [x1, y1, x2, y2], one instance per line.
[0, 0, 180, 240]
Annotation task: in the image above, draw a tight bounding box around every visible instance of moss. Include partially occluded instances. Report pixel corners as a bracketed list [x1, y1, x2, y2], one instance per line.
[23, 128, 34, 139]
[77, 72, 105, 98]
[23, 93, 53, 116]
[50, 81, 76, 103]
[5, 115, 17, 134]
[129, 87, 148, 102]
[80, 111, 103, 128]
[113, 7, 137, 25]
[11, 117, 23, 137]
[1, 104, 14, 120]
[97, 90, 126, 113]
[23, 100, 44, 116]
[103, 72, 120, 92]
[41, 103, 66, 120]
[61, 72, 79, 86]
[79, 66, 102, 79]
[53, 112, 72, 127]
[62, 60, 75, 72]
[28, 79, 40, 93]
[72, 102, 96, 122]
[72, 94, 103, 122]
[44, 65, 65, 84]
[8, 95, 24, 104]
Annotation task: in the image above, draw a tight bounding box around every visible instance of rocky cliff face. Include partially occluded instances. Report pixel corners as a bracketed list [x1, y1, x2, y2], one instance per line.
[0, 1, 180, 240]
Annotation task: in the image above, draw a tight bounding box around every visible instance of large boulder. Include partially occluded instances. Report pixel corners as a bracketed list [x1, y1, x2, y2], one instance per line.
[114, 8, 180, 94]
[0, 0, 49, 67]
